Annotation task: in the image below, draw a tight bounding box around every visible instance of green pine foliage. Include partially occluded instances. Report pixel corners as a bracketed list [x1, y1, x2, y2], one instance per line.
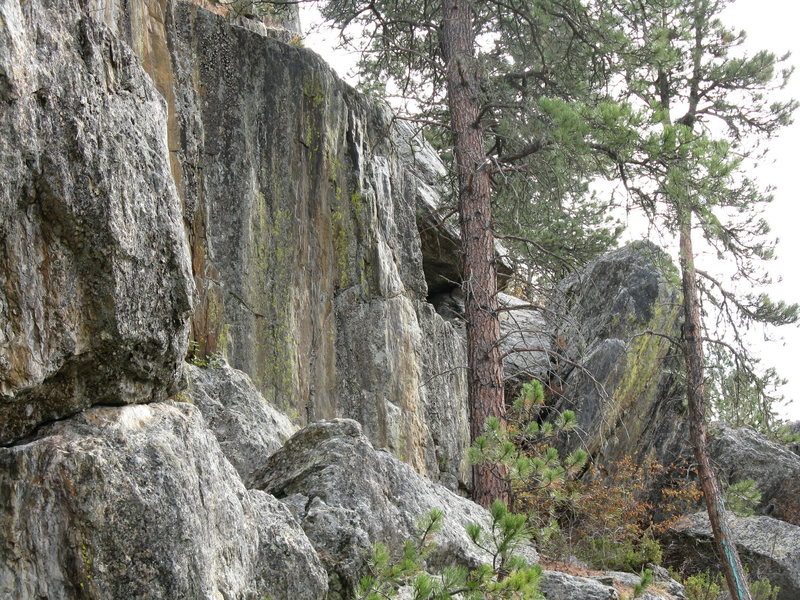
[321, 0, 624, 287]
[468, 380, 587, 518]
[355, 505, 543, 600]
[707, 346, 798, 443]
[682, 569, 779, 600]
[633, 568, 655, 598]
[723, 479, 762, 517]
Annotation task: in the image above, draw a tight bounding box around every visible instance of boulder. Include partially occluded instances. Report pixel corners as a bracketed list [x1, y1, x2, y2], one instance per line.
[249, 489, 328, 600]
[547, 241, 687, 467]
[185, 362, 297, 487]
[540, 570, 618, 600]
[590, 568, 686, 600]
[0, 0, 193, 444]
[663, 513, 800, 600]
[254, 418, 537, 597]
[708, 425, 800, 525]
[0, 402, 327, 600]
[498, 292, 552, 387]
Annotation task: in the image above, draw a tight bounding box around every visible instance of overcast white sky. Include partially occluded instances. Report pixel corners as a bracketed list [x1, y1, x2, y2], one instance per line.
[300, 1, 800, 421]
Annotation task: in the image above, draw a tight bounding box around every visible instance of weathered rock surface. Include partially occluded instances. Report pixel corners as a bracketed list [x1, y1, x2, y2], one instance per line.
[0, 0, 193, 444]
[589, 568, 686, 600]
[540, 570, 618, 600]
[547, 241, 686, 467]
[663, 513, 800, 600]
[255, 419, 536, 597]
[708, 425, 800, 525]
[249, 489, 328, 600]
[185, 362, 297, 487]
[498, 292, 552, 387]
[146, 1, 470, 485]
[0, 402, 327, 600]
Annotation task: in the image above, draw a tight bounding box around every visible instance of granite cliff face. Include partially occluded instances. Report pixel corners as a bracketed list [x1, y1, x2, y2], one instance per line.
[0, 1, 471, 596]
[2, 0, 470, 486]
[0, 0, 794, 598]
[0, 0, 193, 444]
[150, 2, 469, 487]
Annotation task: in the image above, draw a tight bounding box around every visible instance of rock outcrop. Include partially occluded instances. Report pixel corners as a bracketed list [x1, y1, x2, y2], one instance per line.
[0, 0, 193, 444]
[124, 0, 471, 487]
[498, 292, 552, 388]
[708, 425, 800, 525]
[546, 241, 686, 467]
[3, 0, 796, 598]
[663, 513, 800, 600]
[255, 418, 536, 597]
[0, 402, 327, 600]
[186, 362, 297, 487]
[540, 571, 619, 600]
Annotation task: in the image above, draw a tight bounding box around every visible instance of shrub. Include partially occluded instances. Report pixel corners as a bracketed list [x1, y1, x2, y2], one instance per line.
[633, 568, 654, 598]
[578, 535, 662, 573]
[469, 381, 702, 572]
[723, 479, 762, 517]
[355, 502, 543, 600]
[680, 569, 779, 600]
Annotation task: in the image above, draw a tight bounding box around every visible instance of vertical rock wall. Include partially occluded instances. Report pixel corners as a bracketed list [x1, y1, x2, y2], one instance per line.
[98, 0, 471, 486]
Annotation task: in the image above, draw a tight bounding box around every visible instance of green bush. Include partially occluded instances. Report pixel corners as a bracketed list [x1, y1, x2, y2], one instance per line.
[577, 534, 662, 573]
[633, 568, 654, 598]
[355, 502, 543, 600]
[681, 569, 779, 600]
[724, 479, 762, 517]
[683, 570, 722, 600]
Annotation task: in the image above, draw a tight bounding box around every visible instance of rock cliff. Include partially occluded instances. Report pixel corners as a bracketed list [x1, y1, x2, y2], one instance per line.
[157, 1, 469, 488]
[0, 0, 795, 598]
[0, 0, 193, 445]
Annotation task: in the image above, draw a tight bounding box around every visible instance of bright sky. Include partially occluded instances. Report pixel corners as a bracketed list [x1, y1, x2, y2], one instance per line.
[720, 1, 800, 421]
[300, 2, 800, 422]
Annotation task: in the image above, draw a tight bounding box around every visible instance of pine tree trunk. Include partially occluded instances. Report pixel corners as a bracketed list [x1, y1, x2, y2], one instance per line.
[679, 213, 753, 600]
[441, 0, 508, 508]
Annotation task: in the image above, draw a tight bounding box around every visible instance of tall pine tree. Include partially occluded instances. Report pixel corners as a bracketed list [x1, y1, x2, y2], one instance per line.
[321, 0, 621, 506]
[548, 1, 798, 597]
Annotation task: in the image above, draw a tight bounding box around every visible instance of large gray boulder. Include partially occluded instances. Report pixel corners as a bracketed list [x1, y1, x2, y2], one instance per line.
[255, 418, 536, 597]
[708, 425, 800, 525]
[663, 513, 800, 600]
[186, 362, 297, 487]
[0, 0, 193, 444]
[540, 571, 619, 600]
[0, 402, 327, 600]
[498, 292, 552, 387]
[547, 241, 687, 467]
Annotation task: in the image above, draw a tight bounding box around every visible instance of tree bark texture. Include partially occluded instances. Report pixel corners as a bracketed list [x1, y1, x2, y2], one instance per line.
[441, 0, 508, 508]
[679, 213, 752, 600]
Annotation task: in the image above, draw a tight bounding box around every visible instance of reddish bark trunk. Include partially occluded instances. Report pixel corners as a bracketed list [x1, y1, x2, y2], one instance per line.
[679, 214, 752, 600]
[441, 0, 508, 508]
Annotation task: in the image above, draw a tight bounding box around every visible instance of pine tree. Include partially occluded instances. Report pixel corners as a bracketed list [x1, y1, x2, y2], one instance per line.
[547, 1, 798, 597]
[320, 0, 621, 506]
